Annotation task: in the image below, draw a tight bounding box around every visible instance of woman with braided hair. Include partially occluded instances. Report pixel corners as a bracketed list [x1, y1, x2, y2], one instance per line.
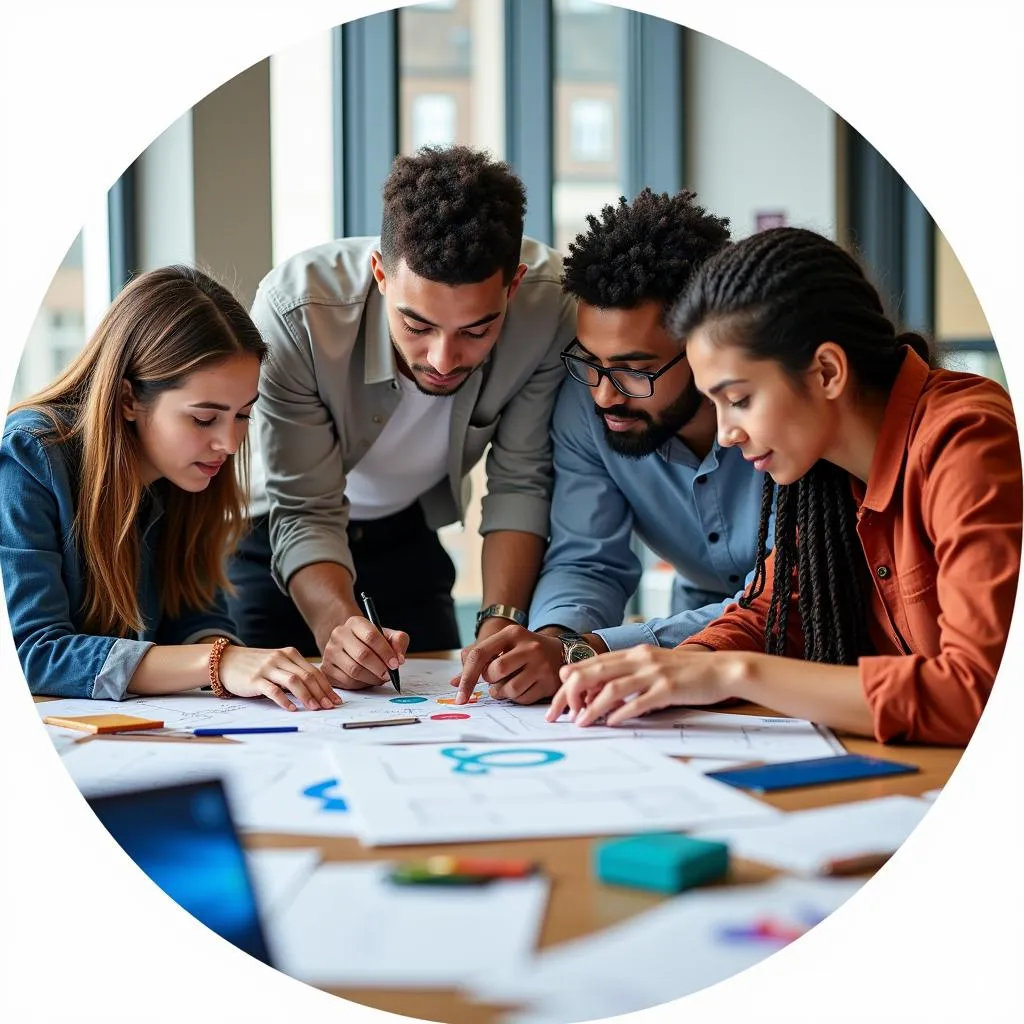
[549, 227, 1021, 746]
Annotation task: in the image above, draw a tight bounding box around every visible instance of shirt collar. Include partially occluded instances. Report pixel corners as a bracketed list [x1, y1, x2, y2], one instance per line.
[364, 281, 397, 385]
[857, 347, 930, 512]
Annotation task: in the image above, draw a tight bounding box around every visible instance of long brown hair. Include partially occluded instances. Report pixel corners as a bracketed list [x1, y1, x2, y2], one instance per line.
[11, 265, 267, 636]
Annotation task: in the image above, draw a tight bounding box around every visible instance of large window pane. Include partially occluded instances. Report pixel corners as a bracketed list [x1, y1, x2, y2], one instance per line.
[553, 0, 626, 251]
[398, 0, 506, 640]
[12, 234, 87, 404]
[934, 226, 1004, 385]
[270, 31, 335, 264]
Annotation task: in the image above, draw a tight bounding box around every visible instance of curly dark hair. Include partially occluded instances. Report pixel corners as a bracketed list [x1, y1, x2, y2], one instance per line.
[380, 145, 527, 286]
[562, 188, 731, 308]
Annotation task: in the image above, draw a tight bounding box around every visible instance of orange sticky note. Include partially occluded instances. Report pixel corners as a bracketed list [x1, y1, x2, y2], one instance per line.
[42, 713, 164, 734]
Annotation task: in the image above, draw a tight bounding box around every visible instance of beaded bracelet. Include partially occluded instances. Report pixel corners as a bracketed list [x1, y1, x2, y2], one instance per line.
[208, 637, 232, 697]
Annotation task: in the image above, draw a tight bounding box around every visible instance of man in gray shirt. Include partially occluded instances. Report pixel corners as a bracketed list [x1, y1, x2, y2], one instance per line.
[229, 146, 575, 688]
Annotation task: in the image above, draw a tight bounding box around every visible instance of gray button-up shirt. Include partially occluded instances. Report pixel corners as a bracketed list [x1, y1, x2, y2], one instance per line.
[249, 236, 576, 590]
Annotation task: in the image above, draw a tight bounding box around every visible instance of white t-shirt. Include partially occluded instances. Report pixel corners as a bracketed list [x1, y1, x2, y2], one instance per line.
[344, 371, 455, 521]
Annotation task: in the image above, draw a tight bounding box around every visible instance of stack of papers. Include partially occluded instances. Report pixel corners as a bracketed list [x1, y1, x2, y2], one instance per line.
[268, 862, 549, 988]
[693, 795, 931, 875]
[331, 739, 777, 846]
[469, 876, 864, 1023]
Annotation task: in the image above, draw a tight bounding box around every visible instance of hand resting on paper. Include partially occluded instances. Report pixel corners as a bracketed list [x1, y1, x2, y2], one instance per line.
[547, 643, 725, 727]
[218, 645, 341, 712]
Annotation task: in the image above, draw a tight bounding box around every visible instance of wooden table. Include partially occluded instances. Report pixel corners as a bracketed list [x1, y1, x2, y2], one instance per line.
[37, 658, 962, 1023]
[238, 655, 962, 1024]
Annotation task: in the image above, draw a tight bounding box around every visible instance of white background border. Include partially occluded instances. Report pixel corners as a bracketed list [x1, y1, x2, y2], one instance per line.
[2, 1, 1022, 1021]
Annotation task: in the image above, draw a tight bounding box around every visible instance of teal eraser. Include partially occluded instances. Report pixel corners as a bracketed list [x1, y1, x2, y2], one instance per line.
[594, 833, 729, 894]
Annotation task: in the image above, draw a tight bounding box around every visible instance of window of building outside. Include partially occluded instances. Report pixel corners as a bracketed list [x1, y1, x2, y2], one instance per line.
[11, 211, 115, 406]
[269, 31, 335, 265]
[399, 0, 505, 643]
[933, 226, 1004, 386]
[553, 0, 625, 251]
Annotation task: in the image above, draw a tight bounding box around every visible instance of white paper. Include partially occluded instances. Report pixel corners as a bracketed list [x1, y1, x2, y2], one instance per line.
[56, 737, 359, 837]
[693, 795, 931, 875]
[602, 708, 846, 761]
[236, 755, 358, 837]
[921, 788, 942, 802]
[59, 737, 297, 805]
[471, 877, 863, 1023]
[269, 862, 549, 988]
[245, 848, 321, 918]
[331, 740, 777, 846]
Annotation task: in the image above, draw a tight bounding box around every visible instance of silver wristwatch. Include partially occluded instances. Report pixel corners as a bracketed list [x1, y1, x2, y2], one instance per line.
[475, 603, 528, 636]
[558, 632, 597, 664]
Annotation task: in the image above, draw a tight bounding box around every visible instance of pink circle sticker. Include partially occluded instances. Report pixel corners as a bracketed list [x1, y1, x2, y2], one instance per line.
[431, 713, 471, 721]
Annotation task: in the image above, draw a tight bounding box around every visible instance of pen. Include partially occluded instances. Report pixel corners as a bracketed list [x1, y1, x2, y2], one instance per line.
[192, 726, 300, 737]
[360, 590, 402, 693]
[341, 716, 419, 730]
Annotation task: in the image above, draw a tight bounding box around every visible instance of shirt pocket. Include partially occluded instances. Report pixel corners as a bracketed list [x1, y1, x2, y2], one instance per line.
[898, 559, 938, 603]
[462, 418, 500, 473]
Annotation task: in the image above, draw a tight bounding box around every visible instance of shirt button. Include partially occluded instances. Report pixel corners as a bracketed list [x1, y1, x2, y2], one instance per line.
[696, 475, 708, 485]
[708, 532, 720, 543]
[729, 574, 740, 583]
[876, 566, 891, 579]
[372, 415, 383, 424]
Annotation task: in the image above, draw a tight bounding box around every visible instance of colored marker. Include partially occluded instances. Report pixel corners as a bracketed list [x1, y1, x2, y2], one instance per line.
[192, 726, 300, 737]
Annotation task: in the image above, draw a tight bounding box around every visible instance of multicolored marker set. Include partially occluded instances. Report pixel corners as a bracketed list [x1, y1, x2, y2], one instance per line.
[389, 856, 539, 886]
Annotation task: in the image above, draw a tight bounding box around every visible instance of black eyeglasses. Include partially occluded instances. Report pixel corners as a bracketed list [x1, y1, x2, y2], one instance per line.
[560, 341, 687, 399]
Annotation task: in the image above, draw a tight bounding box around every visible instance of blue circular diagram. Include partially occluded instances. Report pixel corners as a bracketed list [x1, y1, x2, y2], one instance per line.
[439, 746, 567, 776]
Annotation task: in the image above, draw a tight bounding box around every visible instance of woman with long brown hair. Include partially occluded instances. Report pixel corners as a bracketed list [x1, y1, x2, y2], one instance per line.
[1, 265, 339, 711]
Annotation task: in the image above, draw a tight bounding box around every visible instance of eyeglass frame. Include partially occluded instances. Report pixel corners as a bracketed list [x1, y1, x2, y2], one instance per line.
[559, 340, 688, 399]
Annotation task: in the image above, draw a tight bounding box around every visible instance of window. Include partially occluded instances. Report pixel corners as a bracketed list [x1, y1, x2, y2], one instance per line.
[411, 93, 458, 149]
[570, 98, 614, 162]
[553, 0, 625, 250]
[269, 31, 335, 263]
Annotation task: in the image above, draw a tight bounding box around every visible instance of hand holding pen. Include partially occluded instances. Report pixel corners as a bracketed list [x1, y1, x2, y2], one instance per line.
[318, 592, 409, 691]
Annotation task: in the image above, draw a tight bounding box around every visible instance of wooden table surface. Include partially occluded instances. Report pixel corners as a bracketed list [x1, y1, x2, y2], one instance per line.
[36, 655, 963, 1024]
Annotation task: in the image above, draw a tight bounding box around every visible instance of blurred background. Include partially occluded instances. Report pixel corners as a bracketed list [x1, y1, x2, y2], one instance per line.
[16, 0, 1001, 642]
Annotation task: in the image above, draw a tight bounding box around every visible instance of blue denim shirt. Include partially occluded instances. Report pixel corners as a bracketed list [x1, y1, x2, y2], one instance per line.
[1, 409, 241, 699]
[529, 378, 772, 650]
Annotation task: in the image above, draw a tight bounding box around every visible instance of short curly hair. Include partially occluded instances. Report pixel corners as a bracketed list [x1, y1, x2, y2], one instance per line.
[562, 188, 731, 309]
[380, 145, 527, 286]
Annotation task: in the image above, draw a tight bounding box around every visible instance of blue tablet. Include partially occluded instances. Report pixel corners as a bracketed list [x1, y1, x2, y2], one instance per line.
[87, 779, 274, 965]
[707, 753, 919, 793]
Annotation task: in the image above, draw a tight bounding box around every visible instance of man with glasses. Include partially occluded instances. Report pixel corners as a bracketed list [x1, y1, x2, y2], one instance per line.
[453, 188, 768, 705]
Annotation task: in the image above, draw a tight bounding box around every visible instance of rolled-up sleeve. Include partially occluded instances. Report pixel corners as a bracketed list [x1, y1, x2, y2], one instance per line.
[860, 406, 1022, 745]
[253, 285, 358, 589]
[0, 429, 152, 700]
[479, 290, 575, 539]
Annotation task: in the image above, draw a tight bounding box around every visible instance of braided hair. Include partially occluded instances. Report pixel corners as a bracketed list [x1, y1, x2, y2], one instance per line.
[667, 227, 931, 664]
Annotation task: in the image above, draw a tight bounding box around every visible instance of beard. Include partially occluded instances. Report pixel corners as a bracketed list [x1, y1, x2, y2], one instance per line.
[391, 335, 475, 396]
[596, 375, 705, 459]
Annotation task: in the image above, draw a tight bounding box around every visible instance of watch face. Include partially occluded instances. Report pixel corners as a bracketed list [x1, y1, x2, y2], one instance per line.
[566, 643, 596, 663]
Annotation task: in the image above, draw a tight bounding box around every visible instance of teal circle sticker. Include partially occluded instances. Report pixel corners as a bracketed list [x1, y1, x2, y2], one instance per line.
[390, 696, 428, 705]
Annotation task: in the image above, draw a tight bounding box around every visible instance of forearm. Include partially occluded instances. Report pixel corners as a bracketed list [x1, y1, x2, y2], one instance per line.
[127, 644, 218, 695]
[287, 562, 362, 653]
[481, 530, 546, 611]
[729, 652, 874, 736]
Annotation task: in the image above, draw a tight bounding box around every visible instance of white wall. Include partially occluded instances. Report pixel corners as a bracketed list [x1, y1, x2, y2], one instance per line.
[686, 32, 838, 240]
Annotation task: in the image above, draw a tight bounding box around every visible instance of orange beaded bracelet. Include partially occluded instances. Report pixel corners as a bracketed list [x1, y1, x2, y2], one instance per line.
[208, 637, 232, 697]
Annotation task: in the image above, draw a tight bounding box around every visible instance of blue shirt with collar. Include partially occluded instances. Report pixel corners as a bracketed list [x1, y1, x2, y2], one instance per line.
[0, 409, 241, 699]
[529, 377, 771, 650]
